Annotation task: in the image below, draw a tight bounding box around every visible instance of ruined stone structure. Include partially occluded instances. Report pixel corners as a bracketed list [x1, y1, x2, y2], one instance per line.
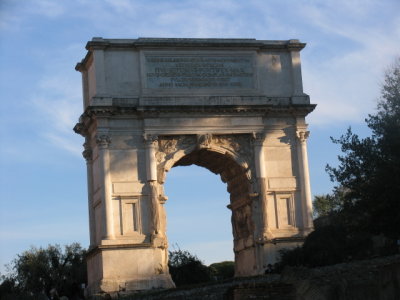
[74, 38, 315, 295]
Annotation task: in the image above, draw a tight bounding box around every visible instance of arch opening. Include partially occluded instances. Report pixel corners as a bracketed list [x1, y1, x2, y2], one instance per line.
[162, 148, 257, 276]
[174, 149, 251, 206]
[164, 164, 233, 266]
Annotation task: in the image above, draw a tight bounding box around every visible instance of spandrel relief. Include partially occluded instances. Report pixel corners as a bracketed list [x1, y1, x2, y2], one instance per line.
[155, 134, 255, 177]
[156, 135, 196, 163]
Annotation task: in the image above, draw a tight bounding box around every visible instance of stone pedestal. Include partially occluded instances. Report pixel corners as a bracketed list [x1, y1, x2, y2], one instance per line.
[86, 246, 174, 295]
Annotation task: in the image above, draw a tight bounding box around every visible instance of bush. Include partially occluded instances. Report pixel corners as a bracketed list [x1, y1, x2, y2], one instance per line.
[0, 243, 86, 299]
[277, 222, 398, 271]
[209, 261, 234, 280]
[168, 249, 213, 287]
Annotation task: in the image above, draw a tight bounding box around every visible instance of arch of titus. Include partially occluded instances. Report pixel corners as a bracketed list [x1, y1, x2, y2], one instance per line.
[74, 37, 315, 295]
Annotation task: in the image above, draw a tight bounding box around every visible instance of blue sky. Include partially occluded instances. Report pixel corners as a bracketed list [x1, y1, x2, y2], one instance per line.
[0, 0, 399, 274]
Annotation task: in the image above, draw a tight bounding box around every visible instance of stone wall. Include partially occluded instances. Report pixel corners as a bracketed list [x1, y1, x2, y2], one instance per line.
[98, 255, 400, 300]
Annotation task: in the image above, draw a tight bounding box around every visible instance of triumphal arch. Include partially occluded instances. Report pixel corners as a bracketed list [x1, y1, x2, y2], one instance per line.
[74, 37, 315, 295]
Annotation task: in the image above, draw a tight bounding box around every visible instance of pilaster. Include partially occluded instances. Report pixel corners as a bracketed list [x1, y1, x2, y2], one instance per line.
[82, 141, 96, 248]
[93, 49, 107, 97]
[252, 132, 274, 240]
[96, 133, 114, 240]
[144, 134, 162, 238]
[289, 49, 303, 96]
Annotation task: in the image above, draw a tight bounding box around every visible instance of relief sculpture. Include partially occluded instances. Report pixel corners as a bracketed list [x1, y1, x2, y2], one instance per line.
[213, 134, 255, 182]
[149, 181, 160, 236]
[233, 204, 253, 240]
[197, 133, 212, 149]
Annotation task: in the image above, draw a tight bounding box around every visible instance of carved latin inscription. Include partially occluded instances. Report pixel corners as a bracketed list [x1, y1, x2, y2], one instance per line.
[145, 55, 254, 89]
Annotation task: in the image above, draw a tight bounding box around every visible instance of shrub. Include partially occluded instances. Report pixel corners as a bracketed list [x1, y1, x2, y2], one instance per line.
[209, 261, 234, 280]
[168, 249, 213, 287]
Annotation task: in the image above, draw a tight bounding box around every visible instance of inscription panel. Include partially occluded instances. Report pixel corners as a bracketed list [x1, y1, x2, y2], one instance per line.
[145, 54, 254, 89]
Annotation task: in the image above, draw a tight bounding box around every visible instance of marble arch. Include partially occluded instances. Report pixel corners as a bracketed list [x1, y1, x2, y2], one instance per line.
[74, 37, 315, 296]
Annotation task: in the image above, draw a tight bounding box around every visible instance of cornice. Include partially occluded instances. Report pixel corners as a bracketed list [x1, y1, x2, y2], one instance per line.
[135, 104, 316, 115]
[75, 37, 306, 71]
[80, 103, 315, 116]
[85, 37, 305, 50]
[86, 243, 153, 257]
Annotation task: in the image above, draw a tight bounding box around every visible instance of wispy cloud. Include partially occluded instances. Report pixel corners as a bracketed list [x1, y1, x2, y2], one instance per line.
[69, 0, 399, 125]
[0, 0, 66, 32]
[3, 0, 399, 153]
[297, 1, 400, 124]
[31, 75, 83, 156]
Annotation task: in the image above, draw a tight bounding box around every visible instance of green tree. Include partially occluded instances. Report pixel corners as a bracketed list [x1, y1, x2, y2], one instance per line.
[312, 187, 347, 218]
[277, 58, 400, 270]
[326, 58, 400, 238]
[209, 261, 234, 280]
[313, 194, 336, 218]
[0, 243, 86, 299]
[168, 248, 213, 287]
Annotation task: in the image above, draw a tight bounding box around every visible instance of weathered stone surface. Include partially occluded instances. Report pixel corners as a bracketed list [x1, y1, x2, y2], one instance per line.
[92, 255, 400, 300]
[74, 37, 315, 296]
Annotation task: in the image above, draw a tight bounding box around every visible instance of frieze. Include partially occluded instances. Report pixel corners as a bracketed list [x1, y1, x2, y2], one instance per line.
[74, 104, 316, 135]
[139, 96, 291, 106]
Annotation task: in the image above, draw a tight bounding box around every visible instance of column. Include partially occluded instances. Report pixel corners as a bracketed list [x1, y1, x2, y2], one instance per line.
[96, 133, 114, 239]
[296, 130, 313, 229]
[144, 134, 160, 236]
[253, 132, 272, 240]
[144, 134, 158, 182]
[83, 141, 96, 247]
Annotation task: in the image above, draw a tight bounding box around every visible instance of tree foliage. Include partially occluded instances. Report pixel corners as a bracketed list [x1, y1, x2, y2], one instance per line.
[0, 243, 86, 299]
[209, 261, 234, 280]
[278, 58, 400, 270]
[326, 58, 400, 238]
[168, 248, 213, 287]
[312, 188, 345, 218]
[277, 224, 376, 269]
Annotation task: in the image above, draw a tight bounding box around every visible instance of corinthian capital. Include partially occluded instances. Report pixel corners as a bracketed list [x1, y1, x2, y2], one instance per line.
[96, 134, 111, 149]
[296, 130, 310, 143]
[82, 142, 93, 161]
[143, 134, 158, 146]
[252, 131, 266, 146]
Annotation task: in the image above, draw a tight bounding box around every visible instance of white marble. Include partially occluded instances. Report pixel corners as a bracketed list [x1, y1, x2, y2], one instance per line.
[74, 37, 315, 296]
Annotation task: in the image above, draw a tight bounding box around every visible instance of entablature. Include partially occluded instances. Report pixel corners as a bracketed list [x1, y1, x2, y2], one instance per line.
[73, 102, 315, 137]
